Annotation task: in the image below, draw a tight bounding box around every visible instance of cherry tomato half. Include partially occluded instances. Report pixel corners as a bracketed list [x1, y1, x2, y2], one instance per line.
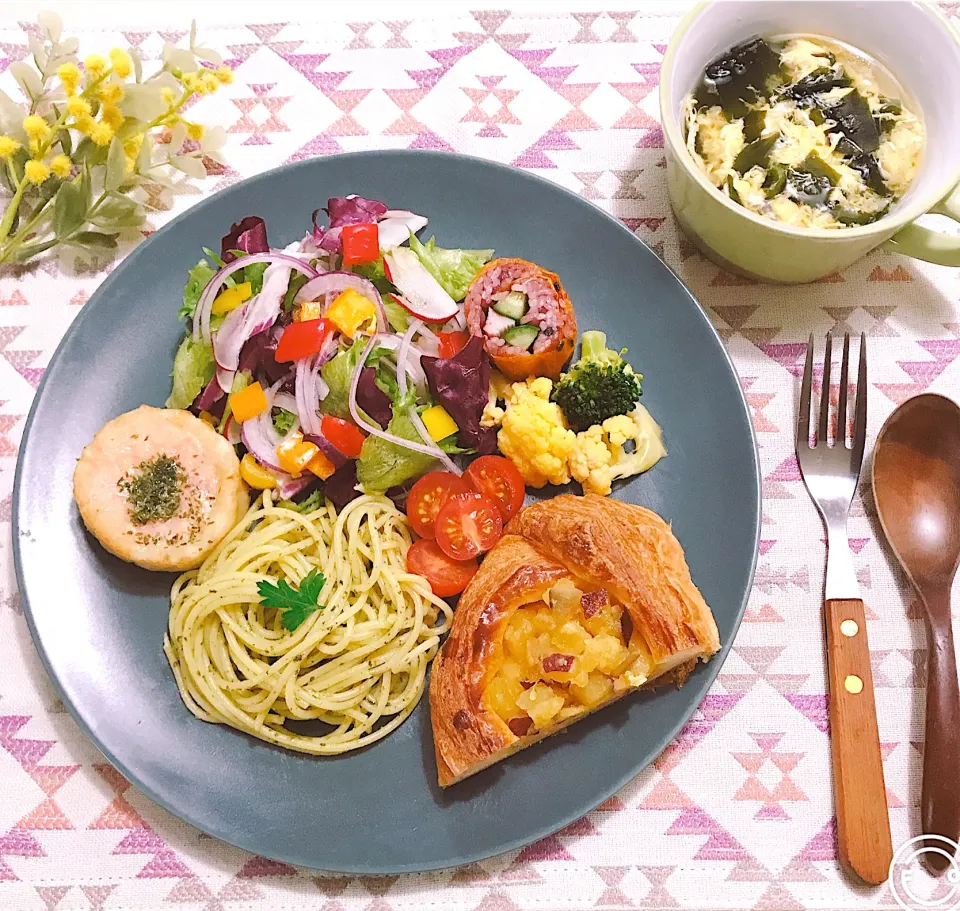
[341, 223, 379, 266]
[464, 455, 526, 523]
[321, 415, 367, 459]
[406, 539, 478, 598]
[275, 318, 333, 363]
[435, 491, 503, 561]
[407, 471, 470, 538]
[437, 330, 470, 358]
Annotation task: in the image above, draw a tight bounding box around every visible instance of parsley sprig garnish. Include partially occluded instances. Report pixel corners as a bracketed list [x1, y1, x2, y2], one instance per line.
[256, 569, 326, 632]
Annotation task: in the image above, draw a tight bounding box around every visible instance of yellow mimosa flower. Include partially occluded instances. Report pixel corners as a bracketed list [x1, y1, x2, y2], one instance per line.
[84, 54, 108, 78]
[109, 48, 132, 79]
[57, 62, 81, 95]
[89, 121, 114, 147]
[24, 159, 50, 184]
[22, 115, 51, 141]
[67, 96, 92, 119]
[0, 136, 21, 160]
[50, 154, 73, 178]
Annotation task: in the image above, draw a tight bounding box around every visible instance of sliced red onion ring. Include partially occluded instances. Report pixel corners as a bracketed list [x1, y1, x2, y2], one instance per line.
[348, 334, 462, 476]
[367, 334, 428, 398]
[276, 473, 312, 500]
[396, 321, 419, 400]
[296, 354, 321, 436]
[273, 391, 300, 421]
[193, 252, 319, 344]
[240, 380, 286, 471]
[214, 259, 296, 375]
[303, 431, 347, 470]
[413, 322, 441, 356]
[295, 271, 386, 333]
[396, 319, 460, 473]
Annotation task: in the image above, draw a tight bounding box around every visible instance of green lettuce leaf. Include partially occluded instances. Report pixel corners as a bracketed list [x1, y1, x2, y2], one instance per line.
[408, 234, 494, 302]
[273, 408, 297, 436]
[179, 258, 217, 323]
[319, 338, 367, 420]
[166, 335, 215, 409]
[244, 261, 268, 295]
[382, 295, 410, 333]
[357, 388, 440, 492]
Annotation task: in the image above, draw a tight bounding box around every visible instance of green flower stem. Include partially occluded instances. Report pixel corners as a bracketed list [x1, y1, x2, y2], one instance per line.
[1, 194, 54, 257]
[0, 176, 28, 246]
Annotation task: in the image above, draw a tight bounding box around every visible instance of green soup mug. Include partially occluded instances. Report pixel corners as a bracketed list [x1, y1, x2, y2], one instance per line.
[660, 1, 960, 283]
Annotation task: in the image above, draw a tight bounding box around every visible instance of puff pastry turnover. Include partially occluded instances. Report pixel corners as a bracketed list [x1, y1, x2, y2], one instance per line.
[429, 494, 720, 787]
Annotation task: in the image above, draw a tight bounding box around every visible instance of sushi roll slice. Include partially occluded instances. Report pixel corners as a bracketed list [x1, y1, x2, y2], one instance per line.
[464, 258, 577, 381]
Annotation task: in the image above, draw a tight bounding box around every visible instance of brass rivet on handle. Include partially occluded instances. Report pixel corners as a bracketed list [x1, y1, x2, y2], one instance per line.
[840, 619, 859, 637]
[844, 674, 864, 694]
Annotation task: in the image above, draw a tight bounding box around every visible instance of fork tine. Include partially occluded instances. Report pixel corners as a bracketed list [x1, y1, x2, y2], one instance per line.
[837, 332, 850, 447]
[851, 333, 868, 470]
[797, 333, 813, 449]
[818, 332, 832, 445]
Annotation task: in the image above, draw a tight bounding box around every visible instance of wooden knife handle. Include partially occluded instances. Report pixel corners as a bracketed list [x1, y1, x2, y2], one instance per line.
[921, 586, 960, 869]
[825, 598, 893, 885]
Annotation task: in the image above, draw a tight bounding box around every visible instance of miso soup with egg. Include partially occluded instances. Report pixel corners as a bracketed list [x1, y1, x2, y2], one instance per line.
[683, 35, 924, 229]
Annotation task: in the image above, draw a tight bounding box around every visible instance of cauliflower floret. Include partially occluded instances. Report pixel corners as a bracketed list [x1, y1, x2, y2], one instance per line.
[497, 379, 576, 488]
[568, 405, 667, 496]
[569, 424, 615, 496]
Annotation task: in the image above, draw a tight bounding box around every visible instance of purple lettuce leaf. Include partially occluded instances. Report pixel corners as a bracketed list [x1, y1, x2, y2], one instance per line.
[312, 197, 388, 253]
[323, 460, 361, 511]
[192, 376, 226, 417]
[421, 336, 497, 454]
[326, 196, 388, 228]
[221, 216, 269, 263]
[357, 367, 393, 428]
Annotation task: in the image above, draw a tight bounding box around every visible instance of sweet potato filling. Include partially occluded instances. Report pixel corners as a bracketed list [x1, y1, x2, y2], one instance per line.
[482, 578, 651, 736]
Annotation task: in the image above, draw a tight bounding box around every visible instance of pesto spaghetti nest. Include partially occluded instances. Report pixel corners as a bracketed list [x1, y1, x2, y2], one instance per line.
[163, 491, 453, 754]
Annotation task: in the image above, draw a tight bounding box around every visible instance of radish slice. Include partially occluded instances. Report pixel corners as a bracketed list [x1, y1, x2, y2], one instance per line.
[377, 210, 428, 249]
[223, 414, 242, 446]
[383, 248, 458, 322]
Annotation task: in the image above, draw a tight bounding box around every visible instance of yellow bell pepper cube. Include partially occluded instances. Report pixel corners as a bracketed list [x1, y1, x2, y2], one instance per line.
[211, 287, 243, 315]
[325, 288, 376, 338]
[297, 299, 322, 322]
[421, 405, 459, 441]
[229, 381, 268, 423]
[240, 453, 278, 490]
[234, 281, 252, 301]
[306, 449, 336, 480]
[276, 431, 319, 477]
[198, 410, 217, 426]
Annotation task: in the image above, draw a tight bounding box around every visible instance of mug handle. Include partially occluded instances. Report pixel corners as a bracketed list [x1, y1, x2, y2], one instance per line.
[883, 183, 960, 266]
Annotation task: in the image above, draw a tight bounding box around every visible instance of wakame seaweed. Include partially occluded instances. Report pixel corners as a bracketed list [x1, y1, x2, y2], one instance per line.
[695, 36, 783, 118]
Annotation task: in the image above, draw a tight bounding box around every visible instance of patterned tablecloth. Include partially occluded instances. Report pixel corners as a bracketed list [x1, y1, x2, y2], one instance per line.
[2, 4, 960, 909]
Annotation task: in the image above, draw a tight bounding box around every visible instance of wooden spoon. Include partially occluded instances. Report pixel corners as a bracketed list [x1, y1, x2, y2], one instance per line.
[873, 393, 960, 871]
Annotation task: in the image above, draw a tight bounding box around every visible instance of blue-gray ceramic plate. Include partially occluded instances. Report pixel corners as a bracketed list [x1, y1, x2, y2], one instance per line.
[14, 151, 759, 873]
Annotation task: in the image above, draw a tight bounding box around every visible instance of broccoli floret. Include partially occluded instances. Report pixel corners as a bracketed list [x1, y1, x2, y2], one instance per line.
[551, 330, 642, 432]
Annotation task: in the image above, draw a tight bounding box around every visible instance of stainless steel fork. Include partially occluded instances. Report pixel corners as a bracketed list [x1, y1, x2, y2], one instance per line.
[796, 333, 892, 885]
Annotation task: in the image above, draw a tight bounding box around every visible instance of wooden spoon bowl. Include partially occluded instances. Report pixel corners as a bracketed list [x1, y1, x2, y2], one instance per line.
[873, 393, 960, 871]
